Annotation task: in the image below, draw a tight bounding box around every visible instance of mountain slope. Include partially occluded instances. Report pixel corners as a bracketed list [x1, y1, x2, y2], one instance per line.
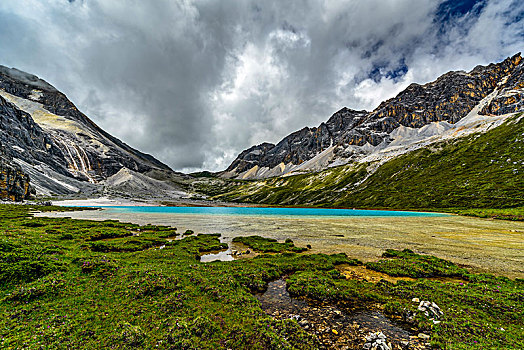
[221, 108, 369, 178]
[204, 113, 523, 209]
[0, 65, 186, 197]
[224, 53, 523, 179]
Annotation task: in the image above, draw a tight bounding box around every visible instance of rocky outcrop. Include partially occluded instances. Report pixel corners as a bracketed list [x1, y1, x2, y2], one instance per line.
[0, 143, 33, 201]
[0, 94, 71, 176]
[224, 53, 524, 179]
[480, 55, 523, 115]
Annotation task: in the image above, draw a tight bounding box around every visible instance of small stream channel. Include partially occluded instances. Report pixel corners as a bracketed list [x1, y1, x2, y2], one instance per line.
[256, 279, 427, 349]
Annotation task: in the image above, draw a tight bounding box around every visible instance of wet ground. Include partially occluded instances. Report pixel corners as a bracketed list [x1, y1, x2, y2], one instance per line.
[38, 210, 524, 278]
[256, 279, 430, 350]
[336, 265, 467, 285]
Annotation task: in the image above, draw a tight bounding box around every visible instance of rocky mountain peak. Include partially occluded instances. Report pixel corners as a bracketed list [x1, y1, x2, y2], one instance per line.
[224, 53, 524, 179]
[0, 65, 58, 93]
[0, 65, 175, 196]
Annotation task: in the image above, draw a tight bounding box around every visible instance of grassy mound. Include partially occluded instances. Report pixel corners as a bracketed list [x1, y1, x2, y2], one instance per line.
[232, 235, 308, 253]
[365, 249, 469, 278]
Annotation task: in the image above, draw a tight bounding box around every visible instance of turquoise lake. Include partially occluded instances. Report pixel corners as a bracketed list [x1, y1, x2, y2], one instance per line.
[43, 205, 524, 277]
[77, 206, 447, 218]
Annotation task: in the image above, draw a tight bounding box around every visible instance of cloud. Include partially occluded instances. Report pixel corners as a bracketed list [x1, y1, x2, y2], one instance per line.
[0, 0, 522, 172]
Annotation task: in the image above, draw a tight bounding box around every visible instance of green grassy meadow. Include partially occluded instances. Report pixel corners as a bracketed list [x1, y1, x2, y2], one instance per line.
[0, 204, 523, 349]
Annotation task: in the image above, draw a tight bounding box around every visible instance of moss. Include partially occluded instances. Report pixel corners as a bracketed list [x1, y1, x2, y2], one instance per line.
[365, 249, 469, 278]
[232, 235, 308, 253]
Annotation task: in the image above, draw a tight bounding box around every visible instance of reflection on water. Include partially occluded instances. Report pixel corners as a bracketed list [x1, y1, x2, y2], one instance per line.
[199, 238, 256, 263]
[200, 249, 234, 262]
[37, 209, 524, 278]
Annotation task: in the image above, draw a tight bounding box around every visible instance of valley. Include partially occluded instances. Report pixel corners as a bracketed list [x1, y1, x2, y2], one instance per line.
[0, 46, 523, 350]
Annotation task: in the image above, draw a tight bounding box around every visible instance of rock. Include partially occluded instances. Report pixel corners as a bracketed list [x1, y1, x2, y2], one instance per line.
[418, 300, 442, 319]
[0, 146, 33, 201]
[418, 333, 430, 340]
[364, 332, 391, 350]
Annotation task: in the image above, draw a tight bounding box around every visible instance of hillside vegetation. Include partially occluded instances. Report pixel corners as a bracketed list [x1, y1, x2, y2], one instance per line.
[201, 114, 523, 210]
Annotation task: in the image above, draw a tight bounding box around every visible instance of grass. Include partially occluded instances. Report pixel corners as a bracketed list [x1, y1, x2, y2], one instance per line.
[0, 204, 523, 349]
[232, 236, 308, 253]
[365, 249, 469, 278]
[448, 207, 524, 221]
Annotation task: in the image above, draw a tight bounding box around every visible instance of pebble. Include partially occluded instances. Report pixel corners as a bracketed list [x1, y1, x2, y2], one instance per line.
[418, 333, 430, 340]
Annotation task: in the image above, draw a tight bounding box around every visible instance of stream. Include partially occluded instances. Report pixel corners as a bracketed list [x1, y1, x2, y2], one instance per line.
[256, 279, 429, 350]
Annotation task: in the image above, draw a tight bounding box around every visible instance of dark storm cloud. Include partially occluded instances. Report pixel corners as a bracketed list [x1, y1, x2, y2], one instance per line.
[0, 1, 522, 171]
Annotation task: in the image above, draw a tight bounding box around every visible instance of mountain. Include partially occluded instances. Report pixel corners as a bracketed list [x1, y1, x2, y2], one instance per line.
[0, 65, 188, 199]
[223, 53, 523, 179]
[204, 113, 524, 209]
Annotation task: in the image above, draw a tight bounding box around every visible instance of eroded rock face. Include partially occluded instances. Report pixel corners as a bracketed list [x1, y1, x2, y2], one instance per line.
[0, 94, 71, 177]
[225, 53, 524, 179]
[480, 55, 524, 116]
[0, 65, 175, 195]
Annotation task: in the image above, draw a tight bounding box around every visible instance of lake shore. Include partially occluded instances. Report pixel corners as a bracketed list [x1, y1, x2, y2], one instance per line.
[38, 208, 524, 279]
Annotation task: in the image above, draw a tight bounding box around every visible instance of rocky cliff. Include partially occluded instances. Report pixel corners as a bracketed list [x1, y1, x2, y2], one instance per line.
[224, 108, 368, 177]
[223, 53, 523, 179]
[0, 65, 186, 197]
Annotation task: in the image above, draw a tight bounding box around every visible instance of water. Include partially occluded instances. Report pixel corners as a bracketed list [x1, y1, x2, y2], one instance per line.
[72, 205, 447, 218]
[39, 207, 524, 278]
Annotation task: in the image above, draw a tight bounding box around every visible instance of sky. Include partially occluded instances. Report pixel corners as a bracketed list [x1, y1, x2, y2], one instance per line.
[0, 0, 522, 172]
